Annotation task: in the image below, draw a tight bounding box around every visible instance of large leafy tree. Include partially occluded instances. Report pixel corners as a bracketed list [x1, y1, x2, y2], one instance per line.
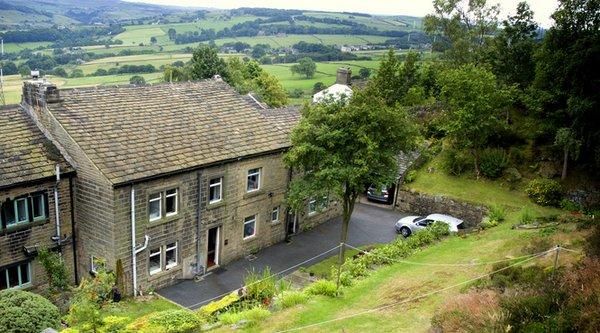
[189, 44, 229, 81]
[534, 0, 600, 167]
[424, 0, 499, 65]
[369, 49, 421, 107]
[226, 58, 288, 107]
[488, 1, 538, 87]
[437, 64, 510, 178]
[284, 90, 417, 268]
[290, 57, 317, 79]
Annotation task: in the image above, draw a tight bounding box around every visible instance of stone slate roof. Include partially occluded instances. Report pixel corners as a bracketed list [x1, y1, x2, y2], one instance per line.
[46, 80, 297, 185]
[259, 105, 300, 135]
[0, 106, 73, 189]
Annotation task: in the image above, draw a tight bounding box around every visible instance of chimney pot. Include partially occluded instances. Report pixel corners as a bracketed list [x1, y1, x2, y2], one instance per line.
[336, 67, 351, 85]
[31, 70, 40, 79]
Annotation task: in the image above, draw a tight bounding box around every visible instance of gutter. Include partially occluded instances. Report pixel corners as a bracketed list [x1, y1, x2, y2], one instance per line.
[130, 186, 149, 296]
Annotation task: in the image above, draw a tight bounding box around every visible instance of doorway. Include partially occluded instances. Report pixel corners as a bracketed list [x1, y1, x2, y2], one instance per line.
[286, 212, 298, 236]
[206, 226, 220, 269]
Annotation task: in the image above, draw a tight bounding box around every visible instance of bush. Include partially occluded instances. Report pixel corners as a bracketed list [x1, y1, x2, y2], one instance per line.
[276, 291, 308, 309]
[518, 206, 536, 225]
[404, 170, 417, 183]
[101, 316, 130, 333]
[525, 178, 563, 206]
[218, 306, 270, 326]
[244, 267, 276, 303]
[480, 217, 499, 229]
[560, 198, 583, 212]
[503, 167, 522, 189]
[127, 310, 203, 333]
[305, 280, 337, 297]
[0, 289, 61, 332]
[197, 293, 240, 318]
[488, 204, 506, 222]
[441, 148, 473, 176]
[480, 148, 509, 179]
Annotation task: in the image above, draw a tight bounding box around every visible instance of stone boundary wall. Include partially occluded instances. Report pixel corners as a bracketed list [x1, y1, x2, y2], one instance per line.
[395, 189, 488, 228]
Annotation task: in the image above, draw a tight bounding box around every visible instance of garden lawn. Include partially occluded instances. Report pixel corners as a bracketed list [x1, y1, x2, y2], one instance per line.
[211, 164, 580, 332]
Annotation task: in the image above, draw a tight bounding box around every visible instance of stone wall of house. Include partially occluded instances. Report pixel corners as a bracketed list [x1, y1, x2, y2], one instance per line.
[111, 151, 340, 294]
[395, 189, 488, 228]
[22, 86, 118, 283]
[0, 178, 76, 290]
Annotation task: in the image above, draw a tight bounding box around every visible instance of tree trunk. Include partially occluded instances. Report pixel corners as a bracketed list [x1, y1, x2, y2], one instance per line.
[473, 149, 481, 179]
[562, 148, 568, 180]
[337, 189, 358, 288]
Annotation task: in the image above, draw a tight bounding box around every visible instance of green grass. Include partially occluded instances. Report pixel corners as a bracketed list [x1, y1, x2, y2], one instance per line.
[101, 296, 180, 320]
[3, 42, 52, 53]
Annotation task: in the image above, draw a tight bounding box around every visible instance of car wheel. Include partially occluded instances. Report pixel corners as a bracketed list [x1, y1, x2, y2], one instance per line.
[400, 227, 411, 238]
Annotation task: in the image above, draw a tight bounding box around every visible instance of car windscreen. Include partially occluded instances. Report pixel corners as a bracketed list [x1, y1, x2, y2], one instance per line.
[413, 216, 424, 222]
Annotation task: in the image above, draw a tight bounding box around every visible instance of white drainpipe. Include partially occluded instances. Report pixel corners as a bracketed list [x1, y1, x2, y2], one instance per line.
[131, 187, 149, 296]
[54, 164, 61, 246]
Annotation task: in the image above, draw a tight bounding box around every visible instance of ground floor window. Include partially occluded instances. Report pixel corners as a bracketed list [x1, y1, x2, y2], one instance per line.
[149, 242, 179, 275]
[0, 262, 31, 290]
[271, 206, 280, 223]
[243, 215, 257, 239]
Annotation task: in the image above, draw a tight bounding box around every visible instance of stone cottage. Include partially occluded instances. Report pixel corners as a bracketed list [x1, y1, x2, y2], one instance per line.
[0, 105, 77, 291]
[19, 78, 339, 295]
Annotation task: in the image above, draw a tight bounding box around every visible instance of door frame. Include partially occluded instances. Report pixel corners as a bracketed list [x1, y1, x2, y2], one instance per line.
[206, 226, 221, 269]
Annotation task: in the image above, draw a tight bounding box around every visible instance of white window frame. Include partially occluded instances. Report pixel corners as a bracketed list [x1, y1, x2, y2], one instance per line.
[246, 168, 261, 193]
[1, 262, 32, 290]
[165, 188, 178, 217]
[271, 206, 280, 223]
[308, 199, 317, 216]
[90, 256, 98, 274]
[243, 214, 257, 239]
[13, 198, 29, 225]
[149, 248, 162, 275]
[31, 194, 46, 221]
[148, 193, 162, 222]
[165, 242, 178, 269]
[209, 177, 223, 204]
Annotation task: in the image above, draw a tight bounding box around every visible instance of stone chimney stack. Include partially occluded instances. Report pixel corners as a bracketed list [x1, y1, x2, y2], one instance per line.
[22, 77, 62, 108]
[335, 67, 351, 85]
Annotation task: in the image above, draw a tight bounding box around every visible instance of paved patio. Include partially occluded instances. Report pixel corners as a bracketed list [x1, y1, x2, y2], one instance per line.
[157, 202, 408, 309]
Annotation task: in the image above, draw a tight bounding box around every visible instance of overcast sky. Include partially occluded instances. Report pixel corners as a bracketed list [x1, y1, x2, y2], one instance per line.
[128, 0, 559, 27]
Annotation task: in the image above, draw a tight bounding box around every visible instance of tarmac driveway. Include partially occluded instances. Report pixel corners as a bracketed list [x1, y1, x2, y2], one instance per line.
[157, 202, 408, 309]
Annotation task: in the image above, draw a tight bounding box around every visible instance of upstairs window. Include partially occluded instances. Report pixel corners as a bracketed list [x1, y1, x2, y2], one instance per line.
[148, 187, 179, 222]
[209, 177, 222, 204]
[148, 193, 162, 221]
[247, 168, 261, 192]
[165, 189, 178, 217]
[0, 192, 48, 231]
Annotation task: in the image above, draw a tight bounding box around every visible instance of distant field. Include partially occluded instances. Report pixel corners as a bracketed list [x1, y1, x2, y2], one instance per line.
[3, 42, 52, 53]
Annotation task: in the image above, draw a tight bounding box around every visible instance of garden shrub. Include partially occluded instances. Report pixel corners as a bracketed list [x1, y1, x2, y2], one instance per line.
[0, 289, 61, 332]
[218, 306, 270, 326]
[276, 291, 308, 309]
[518, 206, 536, 225]
[244, 267, 276, 303]
[127, 310, 203, 333]
[404, 170, 417, 183]
[480, 217, 499, 229]
[100, 316, 130, 333]
[525, 178, 563, 206]
[480, 148, 509, 179]
[488, 204, 506, 222]
[305, 280, 338, 297]
[66, 265, 115, 332]
[560, 198, 582, 212]
[503, 167, 522, 189]
[197, 292, 240, 318]
[441, 148, 473, 176]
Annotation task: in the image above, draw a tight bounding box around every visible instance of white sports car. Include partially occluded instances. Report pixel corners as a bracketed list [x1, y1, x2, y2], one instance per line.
[395, 213, 464, 237]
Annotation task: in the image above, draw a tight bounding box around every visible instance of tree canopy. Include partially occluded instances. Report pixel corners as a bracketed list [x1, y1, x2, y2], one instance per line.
[290, 57, 317, 79]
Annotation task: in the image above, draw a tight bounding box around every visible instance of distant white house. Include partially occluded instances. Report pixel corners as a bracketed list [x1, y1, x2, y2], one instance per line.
[312, 68, 353, 103]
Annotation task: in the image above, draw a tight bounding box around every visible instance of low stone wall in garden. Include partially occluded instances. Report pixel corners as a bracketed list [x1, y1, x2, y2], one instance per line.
[395, 189, 488, 228]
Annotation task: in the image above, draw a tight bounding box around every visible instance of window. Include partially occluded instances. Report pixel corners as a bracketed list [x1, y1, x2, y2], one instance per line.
[14, 198, 29, 225]
[165, 242, 178, 269]
[243, 215, 257, 239]
[271, 206, 280, 223]
[31, 194, 45, 221]
[148, 193, 162, 221]
[165, 189, 178, 216]
[247, 168, 261, 192]
[149, 248, 162, 275]
[0, 262, 31, 290]
[90, 256, 105, 274]
[209, 177, 222, 203]
[308, 199, 317, 215]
